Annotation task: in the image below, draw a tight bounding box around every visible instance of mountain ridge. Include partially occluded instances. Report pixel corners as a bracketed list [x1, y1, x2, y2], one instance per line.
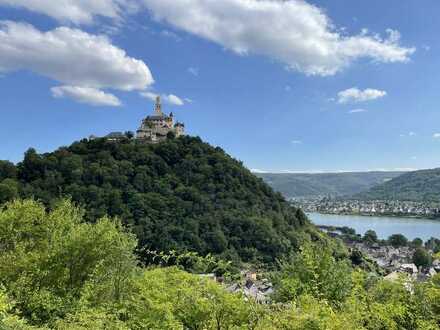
[254, 171, 405, 199]
[353, 167, 440, 201]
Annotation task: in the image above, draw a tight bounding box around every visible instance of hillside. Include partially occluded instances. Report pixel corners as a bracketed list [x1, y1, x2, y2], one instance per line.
[354, 168, 440, 201]
[0, 136, 312, 264]
[254, 171, 404, 199]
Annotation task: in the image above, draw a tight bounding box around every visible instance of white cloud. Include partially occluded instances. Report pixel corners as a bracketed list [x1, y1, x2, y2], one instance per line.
[291, 140, 302, 144]
[0, 0, 138, 25]
[188, 67, 199, 76]
[0, 21, 153, 91]
[167, 94, 184, 106]
[400, 132, 416, 137]
[143, 0, 415, 76]
[141, 91, 185, 106]
[51, 85, 121, 106]
[433, 133, 440, 139]
[160, 29, 181, 41]
[348, 108, 367, 114]
[338, 88, 387, 104]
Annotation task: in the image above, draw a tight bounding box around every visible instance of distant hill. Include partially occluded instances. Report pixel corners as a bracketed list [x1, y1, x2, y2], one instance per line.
[254, 171, 405, 199]
[354, 168, 440, 201]
[0, 136, 313, 264]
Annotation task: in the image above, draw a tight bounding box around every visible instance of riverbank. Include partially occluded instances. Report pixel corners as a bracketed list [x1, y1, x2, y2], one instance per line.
[312, 210, 440, 220]
[293, 199, 440, 219]
[308, 212, 440, 241]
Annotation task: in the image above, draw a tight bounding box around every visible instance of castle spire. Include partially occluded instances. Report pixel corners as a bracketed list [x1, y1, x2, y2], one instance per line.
[155, 95, 162, 115]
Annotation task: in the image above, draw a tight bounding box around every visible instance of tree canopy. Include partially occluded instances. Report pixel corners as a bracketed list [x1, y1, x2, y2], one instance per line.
[0, 136, 313, 264]
[1, 199, 439, 330]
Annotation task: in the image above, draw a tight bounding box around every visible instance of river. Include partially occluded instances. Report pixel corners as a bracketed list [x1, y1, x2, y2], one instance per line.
[308, 212, 440, 241]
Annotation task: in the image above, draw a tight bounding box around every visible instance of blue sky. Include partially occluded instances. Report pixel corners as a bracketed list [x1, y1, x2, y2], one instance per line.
[0, 0, 439, 172]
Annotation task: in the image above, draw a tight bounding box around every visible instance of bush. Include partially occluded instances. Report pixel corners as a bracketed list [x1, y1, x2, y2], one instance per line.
[273, 243, 352, 306]
[0, 199, 137, 325]
[411, 238, 424, 248]
[412, 248, 432, 269]
[363, 230, 378, 245]
[388, 234, 408, 248]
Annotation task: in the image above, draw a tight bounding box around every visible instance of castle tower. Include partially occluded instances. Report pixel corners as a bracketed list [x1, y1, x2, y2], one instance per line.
[155, 96, 162, 116]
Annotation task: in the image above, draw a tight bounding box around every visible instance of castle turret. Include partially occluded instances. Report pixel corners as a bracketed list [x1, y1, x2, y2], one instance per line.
[155, 95, 162, 116]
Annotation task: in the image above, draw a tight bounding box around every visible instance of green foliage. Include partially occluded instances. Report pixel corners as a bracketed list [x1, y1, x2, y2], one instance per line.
[272, 243, 353, 306]
[0, 160, 17, 181]
[257, 295, 356, 330]
[412, 247, 432, 268]
[412, 237, 424, 248]
[118, 267, 256, 329]
[0, 290, 43, 330]
[388, 233, 409, 247]
[141, 250, 235, 277]
[363, 229, 378, 245]
[0, 199, 137, 326]
[1, 199, 440, 329]
[0, 136, 311, 264]
[0, 178, 19, 204]
[355, 167, 440, 201]
[426, 237, 440, 253]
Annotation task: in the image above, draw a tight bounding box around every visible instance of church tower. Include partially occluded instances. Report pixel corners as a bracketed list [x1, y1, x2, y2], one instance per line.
[155, 95, 163, 116]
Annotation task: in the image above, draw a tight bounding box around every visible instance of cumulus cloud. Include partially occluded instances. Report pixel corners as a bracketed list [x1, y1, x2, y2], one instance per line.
[143, 0, 415, 76]
[0, 21, 154, 91]
[51, 85, 121, 106]
[291, 140, 302, 144]
[338, 88, 387, 104]
[141, 91, 185, 106]
[0, 0, 137, 24]
[433, 133, 440, 139]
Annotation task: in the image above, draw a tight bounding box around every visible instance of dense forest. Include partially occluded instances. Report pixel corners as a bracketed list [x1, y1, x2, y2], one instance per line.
[1, 200, 439, 329]
[354, 168, 440, 201]
[0, 135, 312, 264]
[255, 171, 404, 199]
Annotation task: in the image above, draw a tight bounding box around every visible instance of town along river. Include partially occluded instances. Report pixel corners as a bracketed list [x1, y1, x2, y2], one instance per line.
[308, 212, 440, 241]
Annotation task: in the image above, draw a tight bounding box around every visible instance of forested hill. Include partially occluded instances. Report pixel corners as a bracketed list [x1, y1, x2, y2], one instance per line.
[354, 168, 440, 201]
[0, 136, 311, 263]
[255, 171, 404, 199]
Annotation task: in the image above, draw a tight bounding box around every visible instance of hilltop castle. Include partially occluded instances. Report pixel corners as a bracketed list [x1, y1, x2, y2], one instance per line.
[136, 96, 185, 142]
[97, 96, 185, 142]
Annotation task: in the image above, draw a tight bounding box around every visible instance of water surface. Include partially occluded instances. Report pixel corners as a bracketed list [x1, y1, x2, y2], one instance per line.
[308, 212, 440, 241]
